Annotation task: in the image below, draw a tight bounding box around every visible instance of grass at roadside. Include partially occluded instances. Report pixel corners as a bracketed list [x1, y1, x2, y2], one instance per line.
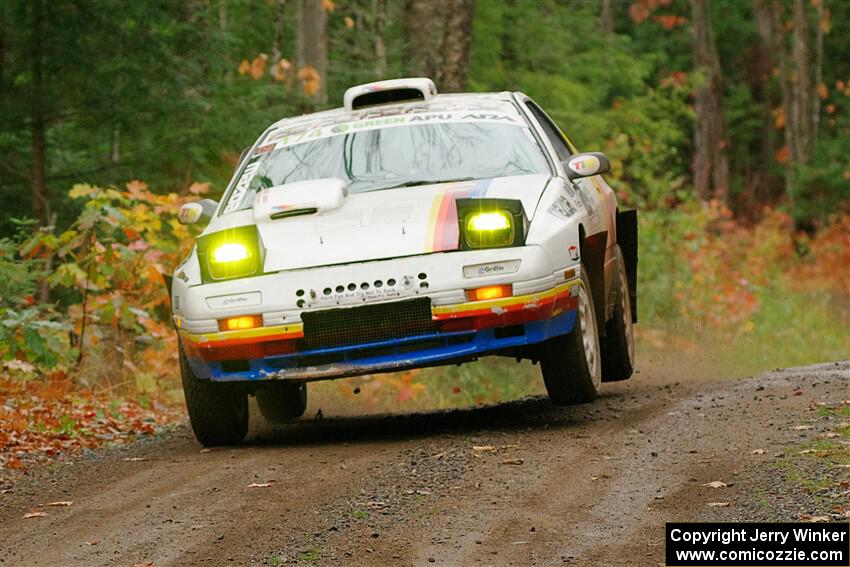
[772, 401, 850, 520]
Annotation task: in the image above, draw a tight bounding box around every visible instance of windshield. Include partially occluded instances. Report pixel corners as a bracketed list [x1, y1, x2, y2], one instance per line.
[222, 119, 550, 214]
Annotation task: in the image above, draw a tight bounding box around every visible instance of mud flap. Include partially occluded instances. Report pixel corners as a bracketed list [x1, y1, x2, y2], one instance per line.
[582, 231, 608, 334]
[616, 209, 638, 323]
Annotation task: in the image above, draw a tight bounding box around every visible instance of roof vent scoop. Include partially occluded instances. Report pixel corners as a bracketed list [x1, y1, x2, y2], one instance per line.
[343, 78, 437, 111]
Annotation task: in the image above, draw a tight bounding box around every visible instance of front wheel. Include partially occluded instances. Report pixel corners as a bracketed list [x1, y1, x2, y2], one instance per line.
[540, 268, 602, 405]
[180, 345, 249, 446]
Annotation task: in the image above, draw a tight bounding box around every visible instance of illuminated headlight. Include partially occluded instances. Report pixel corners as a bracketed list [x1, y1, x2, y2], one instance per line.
[457, 198, 526, 250]
[465, 211, 514, 248]
[197, 226, 263, 282]
[211, 243, 250, 264]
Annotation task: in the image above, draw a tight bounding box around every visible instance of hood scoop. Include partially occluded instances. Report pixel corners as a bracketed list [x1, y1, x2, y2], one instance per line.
[253, 178, 347, 223]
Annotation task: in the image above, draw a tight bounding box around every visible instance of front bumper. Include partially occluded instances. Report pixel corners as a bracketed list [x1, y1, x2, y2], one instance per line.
[180, 278, 580, 382]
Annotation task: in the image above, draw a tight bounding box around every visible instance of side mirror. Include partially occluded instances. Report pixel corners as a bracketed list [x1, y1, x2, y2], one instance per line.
[564, 152, 610, 181]
[178, 199, 218, 225]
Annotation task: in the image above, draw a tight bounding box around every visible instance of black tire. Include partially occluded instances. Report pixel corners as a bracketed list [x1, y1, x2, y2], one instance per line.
[180, 345, 249, 446]
[540, 267, 602, 405]
[256, 381, 308, 424]
[601, 246, 635, 382]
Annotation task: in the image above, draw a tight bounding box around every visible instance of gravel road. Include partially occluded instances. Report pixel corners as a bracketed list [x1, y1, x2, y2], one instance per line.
[1, 360, 848, 567]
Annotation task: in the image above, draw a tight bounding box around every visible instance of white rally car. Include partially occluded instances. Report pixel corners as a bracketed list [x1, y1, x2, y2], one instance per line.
[172, 78, 637, 445]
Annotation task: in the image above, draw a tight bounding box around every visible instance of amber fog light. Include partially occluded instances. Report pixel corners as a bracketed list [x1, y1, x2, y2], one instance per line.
[466, 284, 513, 302]
[219, 315, 263, 332]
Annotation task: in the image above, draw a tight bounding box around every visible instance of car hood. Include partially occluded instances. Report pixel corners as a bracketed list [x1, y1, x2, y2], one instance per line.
[254, 174, 551, 272]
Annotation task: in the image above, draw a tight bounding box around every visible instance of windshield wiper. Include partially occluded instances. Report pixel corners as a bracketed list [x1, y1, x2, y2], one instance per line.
[376, 177, 477, 191]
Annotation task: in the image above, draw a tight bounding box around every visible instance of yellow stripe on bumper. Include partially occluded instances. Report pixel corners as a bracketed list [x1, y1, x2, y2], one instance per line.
[180, 323, 304, 345]
[432, 279, 579, 317]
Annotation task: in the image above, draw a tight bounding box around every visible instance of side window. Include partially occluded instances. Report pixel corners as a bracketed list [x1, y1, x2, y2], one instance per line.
[526, 102, 572, 162]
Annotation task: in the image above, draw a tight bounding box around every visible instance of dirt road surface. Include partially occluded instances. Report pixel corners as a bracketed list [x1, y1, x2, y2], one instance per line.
[1, 359, 848, 567]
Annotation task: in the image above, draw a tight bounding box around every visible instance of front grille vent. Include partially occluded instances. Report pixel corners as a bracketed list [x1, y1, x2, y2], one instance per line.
[300, 298, 437, 350]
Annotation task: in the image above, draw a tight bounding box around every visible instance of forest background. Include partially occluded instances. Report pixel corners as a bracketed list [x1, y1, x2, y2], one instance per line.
[0, 0, 848, 465]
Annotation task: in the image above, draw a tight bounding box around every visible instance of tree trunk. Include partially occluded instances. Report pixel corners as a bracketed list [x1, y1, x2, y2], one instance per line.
[750, 0, 782, 203]
[764, 4, 796, 193]
[0, 9, 5, 93]
[296, 0, 327, 103]
[500, 0, 517, 88]
[219, 0, 232, 82]
[791, 0, 812, 165]
[270, 0, 286, 72]
[30, 0, 49, 226]
[440, 0, 474, 92]
[403, 0, 474, 92]
[110, 125, 120, 163]
[690, 0, 730, 202]
[600, 0, 614, 33]
[404, 0, 443, 80]
[811, 0, 824, 149]
[372, 0, 387, 79]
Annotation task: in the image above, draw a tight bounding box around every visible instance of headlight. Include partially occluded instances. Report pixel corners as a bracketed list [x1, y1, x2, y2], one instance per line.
[211, 242, 250, 264]
[457, 198, 527, 250]
[465, 211, 514, 248]
[197, 226, 263, 282]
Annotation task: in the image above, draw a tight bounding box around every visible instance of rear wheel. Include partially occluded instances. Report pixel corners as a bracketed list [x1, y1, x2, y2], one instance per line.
[601, 246, 635, 382]
[256, 381, 308, 424]
[180, 345, 249, 446]
[540, 268, 602, 405]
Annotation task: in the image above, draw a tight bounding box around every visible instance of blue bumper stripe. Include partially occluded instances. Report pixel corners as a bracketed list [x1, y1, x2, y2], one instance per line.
[192, 309, 576, 382]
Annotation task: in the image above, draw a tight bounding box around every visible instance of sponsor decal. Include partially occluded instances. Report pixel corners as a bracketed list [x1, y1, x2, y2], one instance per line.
[224, 159, 261, 213]
[576, 180, 599, 215]
[569, 154, 600, 175]
[548, 193, 577, 219]
[265, 111, 521, 152]
[568, 245, 579, 261]
[463, 260, 521, 278]
[205, 292, 262, 310]
[178, 204, 202, 224]
[255, 143, 275, 155]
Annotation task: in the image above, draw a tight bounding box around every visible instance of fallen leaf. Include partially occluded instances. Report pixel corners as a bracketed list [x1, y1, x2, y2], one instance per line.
[793, 425, 814, 430]
[85, 539, 101, 546]
[123, 457, 149, 462]
[707, 502, 731, 508]
[472, 445, 496, 452]
[200, 448, 212, 453]
[133, 562, 155, 567]
[751, 449, 766, 455]
[502, 459, 524, 465]
[799, 514, 830, 523]
[703, 481, 728, 489]
[42, 501, 73, 507]
[23, 511, 48, 518]
[248, 482, 274, 488]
